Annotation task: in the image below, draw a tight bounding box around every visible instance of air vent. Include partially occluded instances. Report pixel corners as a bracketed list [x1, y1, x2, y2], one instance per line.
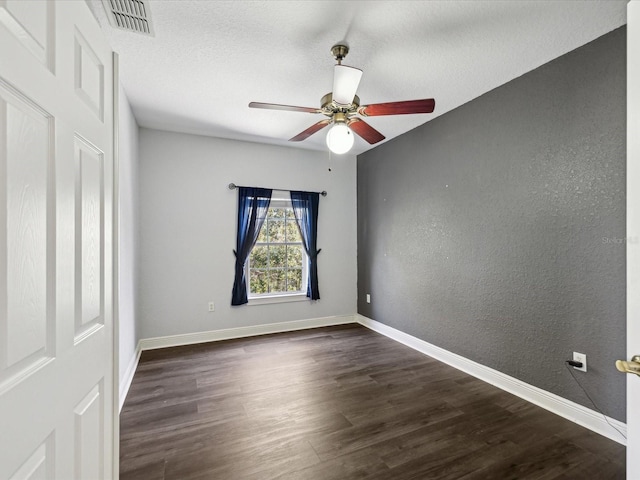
[101, 0, 154, 36]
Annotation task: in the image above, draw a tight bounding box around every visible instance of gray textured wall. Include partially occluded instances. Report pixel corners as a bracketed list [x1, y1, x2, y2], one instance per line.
[357, 27, 626, 421]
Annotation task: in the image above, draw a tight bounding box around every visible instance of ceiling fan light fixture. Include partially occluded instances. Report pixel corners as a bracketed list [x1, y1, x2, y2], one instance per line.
[326, 123, 354, 154]
[332, 65, 363, 105]
[248, 44, 435, 151]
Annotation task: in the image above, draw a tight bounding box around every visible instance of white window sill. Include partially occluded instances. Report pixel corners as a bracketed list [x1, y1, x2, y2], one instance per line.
[247, 293, 309, 306]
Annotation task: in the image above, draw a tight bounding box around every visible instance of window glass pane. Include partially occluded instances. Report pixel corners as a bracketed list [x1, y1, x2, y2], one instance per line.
[269, 245, 287, 268]
[249, 246, 268, 269]
[267, 219, 286, 243]
[286, 269, 303, 292]
[286, 220, 302, 242]
[256, 222, 268, 243]
[247, 204, 308, 298]
[250, 269, 268, 295]
[286, 245, 303, 268]
[268, 270, 286, 293]
[268, 208, 285, 220]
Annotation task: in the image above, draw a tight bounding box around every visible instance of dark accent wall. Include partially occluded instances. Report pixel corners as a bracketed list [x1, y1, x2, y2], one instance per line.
[357, 27, 626, 421]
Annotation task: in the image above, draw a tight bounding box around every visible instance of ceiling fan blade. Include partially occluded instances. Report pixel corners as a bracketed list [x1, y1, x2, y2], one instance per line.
[289, 119, 331, 142]
[357, 99, 435, 117]
[249, 102, 321, 114]
[332, 65, 363, 105]
[348, 118, 385, 144]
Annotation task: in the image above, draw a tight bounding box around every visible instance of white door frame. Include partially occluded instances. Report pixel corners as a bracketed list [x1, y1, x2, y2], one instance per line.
[627, 1, 639, 478]
[112, 50, 121, 480]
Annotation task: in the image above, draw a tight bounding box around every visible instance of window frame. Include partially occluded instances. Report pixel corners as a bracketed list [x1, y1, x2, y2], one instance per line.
[245, 192, 308, 302]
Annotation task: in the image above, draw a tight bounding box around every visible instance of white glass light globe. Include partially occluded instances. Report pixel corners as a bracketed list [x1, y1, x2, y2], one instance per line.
[326, 123, 354, 154]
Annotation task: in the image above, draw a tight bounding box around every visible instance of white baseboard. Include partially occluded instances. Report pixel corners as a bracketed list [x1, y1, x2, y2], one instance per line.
[137, 314, 355, 351]
[356, 314, 627, 445]
[119, 345, 141, 412]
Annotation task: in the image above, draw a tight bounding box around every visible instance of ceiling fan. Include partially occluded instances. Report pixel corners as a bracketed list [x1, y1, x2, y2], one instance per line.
[249, 44, 436, 154]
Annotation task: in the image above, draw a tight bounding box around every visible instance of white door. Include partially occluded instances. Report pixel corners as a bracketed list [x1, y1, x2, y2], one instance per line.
[629, 1, 640, 478]
[0, 0, 115, 478]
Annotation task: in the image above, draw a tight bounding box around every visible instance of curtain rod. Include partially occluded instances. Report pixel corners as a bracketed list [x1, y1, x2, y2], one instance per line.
[228, 183, 327, 197]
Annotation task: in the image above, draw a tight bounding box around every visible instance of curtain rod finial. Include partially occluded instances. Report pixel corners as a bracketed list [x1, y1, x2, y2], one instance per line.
[228, 183, 237, 190]
[321, 191, 327, 197]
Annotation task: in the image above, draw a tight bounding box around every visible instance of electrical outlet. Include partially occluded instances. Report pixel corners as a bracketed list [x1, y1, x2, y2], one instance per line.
[573, 352, 587, 372]
[366, 294, 371, 304]
[208, 302, 215, 312]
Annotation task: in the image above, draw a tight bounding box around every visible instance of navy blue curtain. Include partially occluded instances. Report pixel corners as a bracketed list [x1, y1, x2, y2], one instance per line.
[290, 191, 321, 300]
[231, 187, 272, 305]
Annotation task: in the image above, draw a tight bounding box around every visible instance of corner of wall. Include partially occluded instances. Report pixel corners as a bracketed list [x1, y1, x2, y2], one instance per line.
[118, 82, 141, 392]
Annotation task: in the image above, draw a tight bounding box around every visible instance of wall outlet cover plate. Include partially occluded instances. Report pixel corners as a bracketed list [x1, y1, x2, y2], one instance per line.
[573, 352, 587, 372]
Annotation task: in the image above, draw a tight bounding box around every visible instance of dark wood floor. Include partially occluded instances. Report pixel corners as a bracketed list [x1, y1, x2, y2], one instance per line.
[120, 324, 625, 479]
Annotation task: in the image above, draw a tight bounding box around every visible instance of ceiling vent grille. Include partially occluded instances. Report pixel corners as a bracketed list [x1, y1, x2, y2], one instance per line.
[101, 0, 154, 36]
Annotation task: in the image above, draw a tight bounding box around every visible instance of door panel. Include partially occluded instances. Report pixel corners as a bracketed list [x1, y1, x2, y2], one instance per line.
[10, 435, 54, 480]
[0, 0, 54, 70]
[0, 1, 115, 478]
[74, 383, 104, 480]
[75, 135, 105, 343]
[74, 28, 104, 122]
[0, 79, 54, 389]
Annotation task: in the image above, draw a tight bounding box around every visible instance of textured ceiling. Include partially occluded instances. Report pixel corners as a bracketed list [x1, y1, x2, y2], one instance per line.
[89, 0, 627, 155]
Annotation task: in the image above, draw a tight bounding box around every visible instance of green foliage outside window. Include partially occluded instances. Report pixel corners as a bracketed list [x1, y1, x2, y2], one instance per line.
[248, 206, 305, 295]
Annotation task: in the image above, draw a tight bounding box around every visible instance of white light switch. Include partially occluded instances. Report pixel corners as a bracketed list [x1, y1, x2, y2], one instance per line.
[366, 294, 371, 304]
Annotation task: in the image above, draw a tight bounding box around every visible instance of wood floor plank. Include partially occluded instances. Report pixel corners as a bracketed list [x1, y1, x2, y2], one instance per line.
[273, 447, 391, 480]
[457, 435, 594, 480]
[120, 324, 625, 479]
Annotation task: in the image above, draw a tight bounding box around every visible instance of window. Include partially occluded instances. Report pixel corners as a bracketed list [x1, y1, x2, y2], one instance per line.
[246, 195, 307, 298]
